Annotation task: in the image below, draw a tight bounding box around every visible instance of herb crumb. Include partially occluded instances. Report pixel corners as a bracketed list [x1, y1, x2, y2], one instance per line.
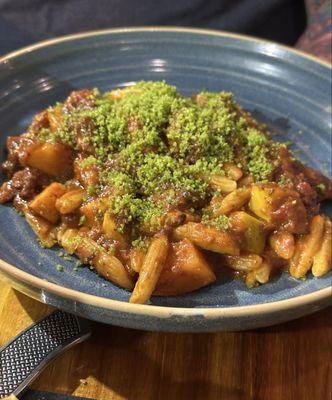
[56, 264, 64, 272]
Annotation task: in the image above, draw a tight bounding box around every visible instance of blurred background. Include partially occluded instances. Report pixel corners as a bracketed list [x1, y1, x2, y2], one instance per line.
[0, 0, 330, 61]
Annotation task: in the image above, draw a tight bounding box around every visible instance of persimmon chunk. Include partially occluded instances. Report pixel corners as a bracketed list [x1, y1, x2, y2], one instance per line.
[154, 239, 216, 296]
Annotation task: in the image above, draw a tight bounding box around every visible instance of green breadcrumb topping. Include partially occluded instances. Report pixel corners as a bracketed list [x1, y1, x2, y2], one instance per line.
[56, 264, 64, 272]
[201, 213, 230, 231]
[245, 128, 275, 181]
[316, 183, 326, 192]
[278, 175, 293, 187]
[132, 237, 149, 250]
[42, 81, 280, 234]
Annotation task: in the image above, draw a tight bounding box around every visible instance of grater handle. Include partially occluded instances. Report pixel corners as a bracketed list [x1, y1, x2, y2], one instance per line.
[0, 310, 91, 398]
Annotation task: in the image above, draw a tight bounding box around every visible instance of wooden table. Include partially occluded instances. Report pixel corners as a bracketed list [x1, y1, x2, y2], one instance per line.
[0, 276, 331, 400]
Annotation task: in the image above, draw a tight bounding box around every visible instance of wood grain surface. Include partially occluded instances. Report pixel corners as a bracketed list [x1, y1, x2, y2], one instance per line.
[0, 276, 331, 400]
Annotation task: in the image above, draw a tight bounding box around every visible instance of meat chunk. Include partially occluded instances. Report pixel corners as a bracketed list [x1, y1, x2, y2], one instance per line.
[0, 167, 49, 203]
[270, 185, 308, 233]
[64, 89, 96, 112]
[1, 135, 33, 177]
[276, 146, 332, 204]
[74, 157, 100, 187]
[250, 183, 308, 234]
[28, 110, 50, 135]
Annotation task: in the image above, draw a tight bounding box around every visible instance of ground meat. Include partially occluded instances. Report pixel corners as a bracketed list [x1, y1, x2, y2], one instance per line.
[270, 188, 308, 234]
[12, 195, 28, 213]
[127, 116, 143, 134]
[229, 217, 247, 249]
[295, 180, 319, 215]
[1, 135, 32, 177]
[276, 146, 332, 204]
[74, 117, 96, 155]
[0, 167, 49, 203]
[298, 163, 332, 200]
[64, 89, 96, 112]
[1, 160, 16, 178]
[74, 157, 100, 187]
[263, 247, 288, 270]
[0, 181, 14, 203]
[163, 210, 186, 229]
[61, 213, 80, 229]
[28, 110, 50, 135]
[85, 226, 103, 242]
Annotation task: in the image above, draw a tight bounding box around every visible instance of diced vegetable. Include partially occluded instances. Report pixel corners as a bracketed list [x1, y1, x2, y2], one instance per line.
[21, 141, 73, 178]
[56, 189, 84, 214]
[154, 239, 216, 296]
[231, 211, 266, 254]
[29, 182, 67, 223]
[249, 185, 272, 222]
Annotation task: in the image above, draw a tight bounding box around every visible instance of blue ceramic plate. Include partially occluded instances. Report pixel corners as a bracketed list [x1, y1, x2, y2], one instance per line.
[0, 28, 331, 332]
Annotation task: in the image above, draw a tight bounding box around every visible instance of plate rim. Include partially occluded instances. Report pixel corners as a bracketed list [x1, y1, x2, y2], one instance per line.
[0, 26, 331, 318]
[0, 256, 331, 317]
[0, 26, 331, 69]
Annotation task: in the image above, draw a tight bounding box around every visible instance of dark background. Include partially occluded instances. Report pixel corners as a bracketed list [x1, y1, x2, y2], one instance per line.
[0, 0, 307, 54]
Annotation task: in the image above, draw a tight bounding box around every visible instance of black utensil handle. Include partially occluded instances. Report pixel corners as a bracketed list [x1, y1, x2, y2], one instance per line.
[0, 310, 91, 399]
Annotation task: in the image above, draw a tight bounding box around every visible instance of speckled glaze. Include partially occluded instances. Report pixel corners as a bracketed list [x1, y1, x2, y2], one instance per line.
[0, 28, 331, 332]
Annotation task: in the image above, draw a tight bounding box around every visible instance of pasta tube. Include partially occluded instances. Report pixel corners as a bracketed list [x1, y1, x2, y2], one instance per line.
[312, 219, 332, 277]
[130, 234, 169, 304]
[174, 223, 239, 255]
[212, 188, 251, 216]
[290, 215, 325, 278]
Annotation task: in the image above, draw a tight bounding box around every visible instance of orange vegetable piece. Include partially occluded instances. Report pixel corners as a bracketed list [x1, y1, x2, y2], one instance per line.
[21, 141, 73, 178]
[29, 182, 66, 223]
[154, 239, 216, 296]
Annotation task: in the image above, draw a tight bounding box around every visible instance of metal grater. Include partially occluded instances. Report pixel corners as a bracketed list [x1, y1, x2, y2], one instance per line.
[0, 310, 91, 398]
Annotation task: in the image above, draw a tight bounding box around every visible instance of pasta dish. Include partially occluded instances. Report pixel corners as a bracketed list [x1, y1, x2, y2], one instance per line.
[0, 81, 331, 303]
